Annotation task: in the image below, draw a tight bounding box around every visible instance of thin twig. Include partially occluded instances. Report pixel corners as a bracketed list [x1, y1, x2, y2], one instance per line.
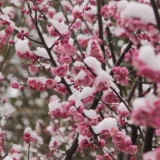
[110, 86, 131, 112]
[114, 41, 133, 67]
[28, 143, 30, 160]
[106, 27, 116, 64]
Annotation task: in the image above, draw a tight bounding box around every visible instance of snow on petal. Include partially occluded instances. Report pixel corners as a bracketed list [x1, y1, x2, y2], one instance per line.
[49, 19, 69, 34]
[117, 0, 128, 13]
[138, 45, 160, 71]
[4, 156, 13, 160]
[79, 87, 93, 100]
[34, 47, 49, 59]
[92, 118, 118, 134]
[84, 57, 102, 74]
[121, 2, 157, 25]
[83, 109, 98, 119]
[117, 102, 129, 117]
[48, 100, 61, 112]
[15, 39, 30, 53]
[28, 76, 47, 84]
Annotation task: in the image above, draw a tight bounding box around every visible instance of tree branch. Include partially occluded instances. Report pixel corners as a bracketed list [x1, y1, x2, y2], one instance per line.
[106, 27, 116, 64]
[143, 127, 154, 153]
[90, 92, 103, 110]
[151, 0, 160, 31]
[110, 86, 131, 112]
[64, 133, 79, 160]
[96, 0, 106, 70]
[114, 41, 133, 67]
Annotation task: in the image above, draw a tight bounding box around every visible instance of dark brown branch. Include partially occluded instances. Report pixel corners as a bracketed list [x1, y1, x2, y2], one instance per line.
[151, 0, 160, 31]
[24, 36, 42, 44]
[126, 77, 144, 160]
[110, 86, 131, 112]
[96, 0, 106, 70]
[65, 133, 79, 160]
[129, 80, 152, 84]
[75, 52, 97, 77]
[143, 127, 154, 153]
[35, 21, 57, 67]
[61, 78, 72, 95]
[114, 41, 133, 67]
[129, 69, 136, 75]
[126, 77, 138, 103]
[106, 27, 116, 64]
[101, 0, 105, 6]
[89, 126, 104, 155]
[99, 110, 105, 119]
[90, 92, 103, 110]
[118, 152, 123, 160]
[28, 143, 30, 160]
[101, 100, 117, 115]
[131, 125, 138, 145]
[138, 77, 143, 98]
[143, 79, 155, 153]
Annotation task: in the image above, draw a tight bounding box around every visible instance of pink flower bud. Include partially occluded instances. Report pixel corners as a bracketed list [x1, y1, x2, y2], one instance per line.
[29, 54, 38, 61]
[54, 41, 59, 45]
[1, 98, 6, 104]
[0, 1, 3, 7]
[99, 139, 105, 148]
[24, 32, 29, 37]
[11, 83, 19, 89]
[23, 128, 34, 144]
[20, 86, 24, 91]
[39, 86, 47, 92]
[52, 64, 69, 77]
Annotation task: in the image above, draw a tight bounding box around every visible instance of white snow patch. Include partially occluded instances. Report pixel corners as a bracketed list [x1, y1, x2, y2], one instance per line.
[92, 118, 118, 134]
[121, 2, 157, 25]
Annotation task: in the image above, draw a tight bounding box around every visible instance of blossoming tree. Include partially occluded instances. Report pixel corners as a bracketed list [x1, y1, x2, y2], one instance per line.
[0, 0, 160, 160]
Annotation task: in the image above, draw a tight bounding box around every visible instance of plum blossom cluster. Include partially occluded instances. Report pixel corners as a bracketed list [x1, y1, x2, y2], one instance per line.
[100, 3, 116, 20]
[132, 45, 160, 82]
[120, 2, 157, 34]
[23, 127, 35, 144]
[112, 66, 129, 86]
[131, 93, 160, 128]
[8, 144, 23, 160]
[92, 118, 137, 154]
[52, 64, 69, 77]
[0, 24, 14, 47]
[117, 102, 130, 126]
[48, 100, 71, 119]
[86, 36, 104, 63]
[27, 77, 55, 91]
[102, 88, 119, 104]
[96, 153, 113, 160]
